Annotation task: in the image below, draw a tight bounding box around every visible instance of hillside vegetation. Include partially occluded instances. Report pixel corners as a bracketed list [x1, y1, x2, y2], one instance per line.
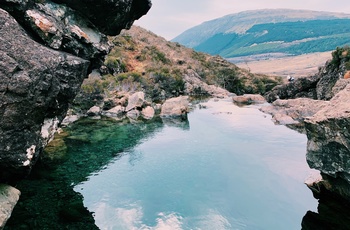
[173, 9, 350, 59]
[73, 26, 282, 112]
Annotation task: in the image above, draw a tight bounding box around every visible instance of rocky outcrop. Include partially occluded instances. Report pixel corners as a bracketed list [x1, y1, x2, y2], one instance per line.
[0, 0, 151, 182]
[265, 47, 350, 103]
[265, 75, 319, 102]
[260, 98, 328, 126]
[305, 84, 350, 200]
[0, 184, 20, 229]
[183, 70, 229, 98]
[0, 9, 89, 181]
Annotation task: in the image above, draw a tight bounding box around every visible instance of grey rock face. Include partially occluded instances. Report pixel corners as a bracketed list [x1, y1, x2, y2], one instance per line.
[50, 0, 152, 35]
[0, 9, 89, 181]
[305, 84, 350, 199]
[0, 0, 151, 182]
[305, 85, 350, 176]
[265, 54, 348, 103]
[265, 75, 319, 103]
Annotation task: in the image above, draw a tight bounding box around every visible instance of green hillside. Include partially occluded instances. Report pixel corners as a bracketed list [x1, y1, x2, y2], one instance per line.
[173, 9, 350, 59]
[194, 19, 350, 58]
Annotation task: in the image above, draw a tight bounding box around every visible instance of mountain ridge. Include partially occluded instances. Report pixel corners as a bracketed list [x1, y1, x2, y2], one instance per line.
[172, 9, 350, 59]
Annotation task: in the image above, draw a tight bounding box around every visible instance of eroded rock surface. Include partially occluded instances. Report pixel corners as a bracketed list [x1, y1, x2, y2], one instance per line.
[0, 0, 151, 182]
[265, 49, 350, 103]
[260, 98, 328, 126]
[0, 9, 89, 181]
[305, 84, 350, 193]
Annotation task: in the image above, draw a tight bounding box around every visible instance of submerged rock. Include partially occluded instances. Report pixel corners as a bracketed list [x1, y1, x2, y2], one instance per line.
[0, 184, 20, 229]
[232, 94, 266, 105]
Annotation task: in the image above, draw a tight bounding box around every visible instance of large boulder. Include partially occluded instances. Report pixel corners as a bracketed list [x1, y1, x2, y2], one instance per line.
[0, 0, 151, 69]
[0, 0, 151, 182]
[160, 96, 189, 118]
[0, 9, 89, 181]
[50, 0, 151, 35]
[125, 91, 145, 111]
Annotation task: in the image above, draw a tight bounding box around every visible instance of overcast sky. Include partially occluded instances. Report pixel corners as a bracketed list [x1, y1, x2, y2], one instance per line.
[135, 0, 350, 40]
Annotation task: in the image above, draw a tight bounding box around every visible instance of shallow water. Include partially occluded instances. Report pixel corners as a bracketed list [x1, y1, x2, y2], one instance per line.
[72, 98, 317, 230]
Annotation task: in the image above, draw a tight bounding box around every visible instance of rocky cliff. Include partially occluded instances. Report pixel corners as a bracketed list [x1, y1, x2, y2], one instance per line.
[260, 47, 350, 228]
[305, 83, 350, 199]
[0, 0, 151, 183]
[265, 47, 350, 103]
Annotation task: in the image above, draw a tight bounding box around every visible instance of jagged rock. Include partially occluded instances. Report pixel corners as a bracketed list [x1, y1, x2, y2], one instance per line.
[260, 98, 329, 125]
[315, 60, 347, 100]
[183, 70, 229, 97]
[305, 84, 350, 199]
[125, 91, 145, 111]
[50, 0, 152, 35]
[87, 106, 101, 116]
[265, 49, 349, 103]
[0, 9, 89, 181]
[127, 109, 140, 120]
[61, 115, 81, 127]
[331, 78, 350, 96]
[160, 96, 189, 118]
[232, 94, 266, 105]
[0, 0, 151, 182]
[0, 0, 151, 68]
[102, 105, 125, 118]
[141, 106, 155, 120]
[264, 75, 319, 102]
[0, 184, 20, 229]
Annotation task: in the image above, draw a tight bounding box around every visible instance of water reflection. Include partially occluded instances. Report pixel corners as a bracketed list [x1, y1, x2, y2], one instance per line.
[5, 117, 169, 229]
[5, 99, 321, 229]
[74, 99, 317, 230]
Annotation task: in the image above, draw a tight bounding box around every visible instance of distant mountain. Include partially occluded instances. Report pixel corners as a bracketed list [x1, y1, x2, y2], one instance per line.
[172, 9, 350, 60]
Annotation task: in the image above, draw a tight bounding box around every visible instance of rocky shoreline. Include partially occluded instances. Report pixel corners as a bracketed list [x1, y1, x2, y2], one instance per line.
[1, 0, 350, 227]
[0, 0, 151, 227]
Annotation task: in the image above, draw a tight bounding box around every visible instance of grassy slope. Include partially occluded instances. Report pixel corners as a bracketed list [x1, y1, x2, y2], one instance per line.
[75, 26, 282, 111]
[194, 19, 350, 58]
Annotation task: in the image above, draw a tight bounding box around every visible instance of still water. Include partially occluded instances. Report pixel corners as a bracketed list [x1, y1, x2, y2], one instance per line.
[73, 98, 317, 230]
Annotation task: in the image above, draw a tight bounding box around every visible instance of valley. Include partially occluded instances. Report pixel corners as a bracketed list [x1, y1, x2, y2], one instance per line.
[234, 51, 332, 77]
